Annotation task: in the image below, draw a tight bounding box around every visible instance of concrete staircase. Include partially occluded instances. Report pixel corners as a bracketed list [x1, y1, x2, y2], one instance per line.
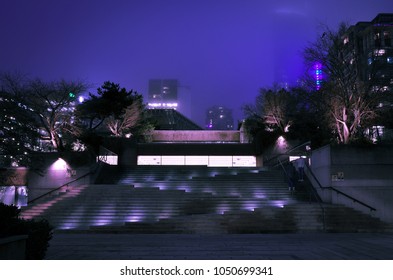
[20, 166, 392, 233]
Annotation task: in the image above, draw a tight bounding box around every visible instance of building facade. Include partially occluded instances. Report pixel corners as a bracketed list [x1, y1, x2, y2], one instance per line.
[205, 106, 234, 130]
[147, 79, 179, 109]
[342, 13, 393, 142]
[343, 13, 393, 92]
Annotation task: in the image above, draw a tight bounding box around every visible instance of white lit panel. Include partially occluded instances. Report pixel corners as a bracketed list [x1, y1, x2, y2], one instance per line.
[137, 156, 161, 165]
[208, 156, 233, 167]
[97, 155, 118, 165]
[105, 155, 118, 165]
[185, 156, 209, 166]
[161, 156, 185, 165]
[232, 156, 256, 167]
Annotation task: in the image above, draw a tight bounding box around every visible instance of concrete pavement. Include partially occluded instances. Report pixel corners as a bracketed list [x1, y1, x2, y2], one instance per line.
[45, 232, 393, 260]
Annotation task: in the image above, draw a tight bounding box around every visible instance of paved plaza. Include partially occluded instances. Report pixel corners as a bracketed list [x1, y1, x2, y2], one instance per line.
[45, 232, 393, 260]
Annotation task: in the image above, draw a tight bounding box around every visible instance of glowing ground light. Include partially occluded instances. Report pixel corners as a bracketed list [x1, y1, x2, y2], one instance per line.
[272, 200, 286, 208]
[242, 201, 259, 211]
[177, 185, 191, 192]
[216, 203, 231, 214]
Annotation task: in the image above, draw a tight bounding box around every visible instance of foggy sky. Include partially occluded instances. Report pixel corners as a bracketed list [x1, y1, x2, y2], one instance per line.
[1, 0, 393, 126]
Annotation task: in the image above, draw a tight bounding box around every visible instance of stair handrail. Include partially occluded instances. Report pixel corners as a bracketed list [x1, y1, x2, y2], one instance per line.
[277, 157, 326, 231]
[305, 164, 376, 212]
[27, 161, 102, 204]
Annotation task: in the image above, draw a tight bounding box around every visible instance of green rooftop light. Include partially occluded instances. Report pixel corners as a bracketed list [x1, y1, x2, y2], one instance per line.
[69, 92, 76, 98]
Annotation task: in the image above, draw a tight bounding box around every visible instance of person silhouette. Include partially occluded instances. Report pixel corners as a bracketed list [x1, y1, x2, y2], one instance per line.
[295, 157, 306, 181]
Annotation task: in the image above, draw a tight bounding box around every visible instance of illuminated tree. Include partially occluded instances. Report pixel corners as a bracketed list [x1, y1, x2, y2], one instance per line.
[105, 100, 143, 137]
[303, 23, 379, 144]
[27, 79, 87, 151]
[243, 85, 330, 149]
[75, 81, 148, 138]
[0, 73, 87, 153]
[243, 86, 299, 134]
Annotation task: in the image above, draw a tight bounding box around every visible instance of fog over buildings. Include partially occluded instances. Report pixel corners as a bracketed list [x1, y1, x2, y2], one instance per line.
[1, 0, 392, 126]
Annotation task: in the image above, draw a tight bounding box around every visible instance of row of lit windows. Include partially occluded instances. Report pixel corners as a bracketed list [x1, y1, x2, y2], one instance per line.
[137, 155, 256, 167]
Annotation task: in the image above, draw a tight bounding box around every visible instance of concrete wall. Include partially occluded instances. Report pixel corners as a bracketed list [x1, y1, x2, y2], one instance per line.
[137, 143, 255, 156]
[151, 130, 240, 142]
[330, 145, 393, 187]
[310, 145, 393, 223]
[26, 153, 94, 201]
[309, 145, 331, 188]
[27, 167, 91, 201]
[102, 138, 138, 166]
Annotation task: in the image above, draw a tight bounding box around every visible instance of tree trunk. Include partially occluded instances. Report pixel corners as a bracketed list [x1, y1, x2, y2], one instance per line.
[51, 131, 64, 152]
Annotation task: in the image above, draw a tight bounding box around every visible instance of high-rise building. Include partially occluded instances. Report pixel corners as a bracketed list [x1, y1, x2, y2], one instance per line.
[205, 106, 234, 130]
[342, 14, 393, 142]
[343, 13, 393, 91]
[147, 79, 178, 109]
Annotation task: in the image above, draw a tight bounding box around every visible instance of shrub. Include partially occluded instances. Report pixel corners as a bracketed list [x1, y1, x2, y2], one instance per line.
[0, 203, 21, 235]
[0, 203, 53, 259]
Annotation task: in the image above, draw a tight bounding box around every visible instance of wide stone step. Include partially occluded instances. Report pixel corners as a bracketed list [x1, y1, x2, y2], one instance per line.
[22, 164, 393, 233]
[98, 166, 279, 184]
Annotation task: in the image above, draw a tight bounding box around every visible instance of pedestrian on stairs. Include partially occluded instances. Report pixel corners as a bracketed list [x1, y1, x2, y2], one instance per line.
[295, 157, 306, 181]
[286, 163, 296, 193]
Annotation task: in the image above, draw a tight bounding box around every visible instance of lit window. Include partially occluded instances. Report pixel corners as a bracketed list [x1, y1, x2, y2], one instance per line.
[384, 31, 391, 47]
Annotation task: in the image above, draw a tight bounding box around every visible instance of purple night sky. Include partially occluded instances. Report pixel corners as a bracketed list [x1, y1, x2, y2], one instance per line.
[1, 0, 392, 126]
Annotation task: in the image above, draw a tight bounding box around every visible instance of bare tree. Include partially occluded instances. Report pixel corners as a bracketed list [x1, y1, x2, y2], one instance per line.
[304, 23, 378, 144]
[105, 101, 142, 137]
[243, 86, 296, 134]
[1, 73, 87, 152]
[27, 79, 87, 151]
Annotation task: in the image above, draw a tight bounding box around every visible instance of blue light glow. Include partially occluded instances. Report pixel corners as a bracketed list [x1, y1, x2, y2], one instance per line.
[313, 62, 324, 90]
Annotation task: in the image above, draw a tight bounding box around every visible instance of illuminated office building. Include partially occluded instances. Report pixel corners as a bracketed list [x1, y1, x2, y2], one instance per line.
[147, 79, 178, 109]
[205, 106, 234, 130]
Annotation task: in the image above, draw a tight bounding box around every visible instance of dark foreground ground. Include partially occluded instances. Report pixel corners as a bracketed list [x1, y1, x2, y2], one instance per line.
[45, 232, 393, 260]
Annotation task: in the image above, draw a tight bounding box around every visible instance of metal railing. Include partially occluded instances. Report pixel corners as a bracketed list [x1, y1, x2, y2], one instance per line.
[277, 157, 326, 230]
[27, 162, 102, 205]
[305, 164, 376, 212]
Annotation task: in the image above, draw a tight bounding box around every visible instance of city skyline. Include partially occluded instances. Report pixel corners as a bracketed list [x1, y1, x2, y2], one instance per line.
[1, 0, 393, 126]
